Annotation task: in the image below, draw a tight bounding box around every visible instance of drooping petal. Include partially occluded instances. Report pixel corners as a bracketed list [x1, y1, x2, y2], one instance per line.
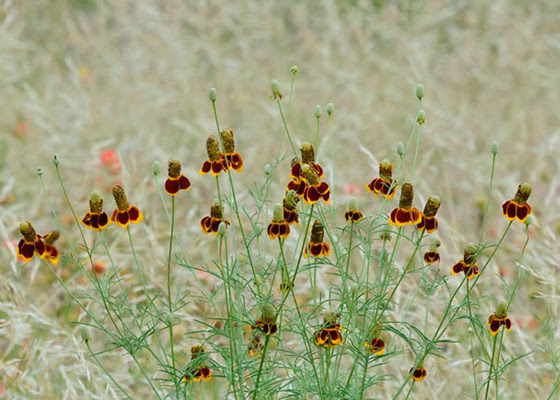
[451, 261, 464, 275]
[178, 175, 191, 190]
[128, 206, 143, 223]
[199, 160, 212, 175]
[165, 178, 180, 195]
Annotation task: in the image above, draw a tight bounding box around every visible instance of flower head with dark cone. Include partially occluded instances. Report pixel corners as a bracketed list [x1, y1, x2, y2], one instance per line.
[314, 312, 343, 348]
[42, 231, 60, 265]
[304, 220, 330, 258]
[366, 160, 398, 199]
[200, 135, 227, 176]
[200, 199, 231, 235]
[267, 204, 290, 239]
[502, 182, 532, 223]
[364, 325, 386, 356]
[389, 183, 422, 226]
[248, 333, 264, 357]
[417, 196, 440, 234]
[344, 197, 364, 223]
[110, 185, 143, 228]
[287, 142, 325, 198]
[423, 238, 441, 265]
[82, 191, 110, 231]
[291, 142, 324, 180]
[182, 345, 212, 383]
[165, 158, 191, 195]
[283, 190, 300, 225]
[16, 221, 45, 262]
[450, 244, 480, 279]
[251, 303, 278, 336]
[220, 129, 244, 172]
[409, 365, 427, 382]
[301, 164, 330, 205]
[487, 302, 512, 336]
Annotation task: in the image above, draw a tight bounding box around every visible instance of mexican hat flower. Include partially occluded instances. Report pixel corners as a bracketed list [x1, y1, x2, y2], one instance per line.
[200, 200, 230, 235]
[182, 345, 212, 383]
[165, 158, 191, 195]
[267, 204, 290, 239]
[314, 312, 343, 348]
[304, 220, 330, 258]
[42, 231, 60, 265]
[389, 183, 421, 226]
[301, 164, 330, 205]
[409, 365, 427, 382]
[81, 190, 110, 231]
[16, 221, 45, 262]
[110, 185, 143, 228]
[344, 197, 364, 223]
[199, 135, 227, 176]
[366, 160, 398, 199]
[220, 129, 244, 172]
[450, 244, 479, 279]
[487, 302, 512, 336]
[423, 238, 441, 265]
[417, 196, 441, 234]
[502, 182, 532, 223]
[283, 190, 300, 225]
[251, 303, 278, 336]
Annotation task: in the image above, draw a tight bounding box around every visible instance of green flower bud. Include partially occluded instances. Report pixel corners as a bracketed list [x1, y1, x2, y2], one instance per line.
[397, 142, 405, 157]
[415, 83, 424, 100]
[271, 79, 283, 100]
[273, 204, 284, 222]
[217, 221, 227, 236]
[37, 167, 43, 176]
[417, 109, 426, 125]
[152, 160, 161, 176]
[53, 153, 59, 166]
[525, 214, 533, 227]
[264, 164, 272, 176]
[326, 103, 334, 115]
[314, 105, 322, 118]
[80, 326, 91, 342]
[491, 141, 499, 155]
[209, 87, 217, 102]
[290, 65, 299, 75]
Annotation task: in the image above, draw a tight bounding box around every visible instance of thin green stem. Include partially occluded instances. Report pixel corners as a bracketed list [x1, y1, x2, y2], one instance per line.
[167, 196, 179, 394]
[478, 152, 497, 244]
[276, 99, 299, 159]
[484, 332, 499, 400]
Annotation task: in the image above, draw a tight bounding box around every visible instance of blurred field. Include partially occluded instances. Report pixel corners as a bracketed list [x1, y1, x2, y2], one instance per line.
[1, 0, 559, 398]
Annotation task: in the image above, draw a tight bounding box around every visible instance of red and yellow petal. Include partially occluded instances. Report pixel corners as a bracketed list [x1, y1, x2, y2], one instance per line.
[409, 208, 422, 225]
[278, 223, 290, 238]
[165, 178, 180, 195]
[211, 160, 224, 176]
[516, 203, 531, 223]
[291, 163, 302, 179]
[81, 212, 93, 228]
[34, 238, 46, 257]
[304, 186, 321, 204]
[199, 160, 212, 175]
[17, 239, 34, 261]
[267, 222, 280, 239]
[424, 251, 440, 264]
[229, 153, 244, 172]
[505, 318, 512, 332]
[451, 261, 464, 275]
[127, 206, 143, 224]
[489, 319, 501, 335]
[200, 216, 213, 234]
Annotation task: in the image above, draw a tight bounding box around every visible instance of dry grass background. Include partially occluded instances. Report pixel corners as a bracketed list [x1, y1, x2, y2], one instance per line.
[1, 0, 560, 398]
